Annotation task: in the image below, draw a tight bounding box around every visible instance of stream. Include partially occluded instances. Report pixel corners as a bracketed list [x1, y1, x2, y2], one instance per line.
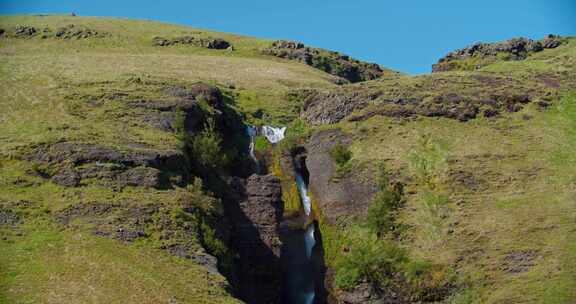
[248, 124, 318, 304]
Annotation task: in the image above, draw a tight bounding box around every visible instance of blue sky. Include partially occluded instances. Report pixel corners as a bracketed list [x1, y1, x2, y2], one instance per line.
[1, 0, 575, 74]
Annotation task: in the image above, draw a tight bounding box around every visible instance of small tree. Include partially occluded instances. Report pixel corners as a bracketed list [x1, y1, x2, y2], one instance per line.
[330, 142, 352, 167]
[190, 118, 227, 169]
[366, 165, 404, 236]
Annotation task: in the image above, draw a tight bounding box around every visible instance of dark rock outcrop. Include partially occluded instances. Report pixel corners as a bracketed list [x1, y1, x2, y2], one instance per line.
[14, 25, 37, 37]
[27, 142, 185, 172]
[117, 166, 162, 188]
[54, 201, 222, 272]
[206, 38, 231, 49]
[26, 142, 187, 189]
[51, 167, 81, 187]
[152, 35, 232, 49]
[305, 129, 377, 222]
[299, 75, 543, 124]
[336, 279, 396, 304]
[134, 83, 224, 132]
[54, 24, 104, 39]
[226, 174, 284, 304]
[301, 89, 381, 125]
[263, 40, 387, 83]
[432, 35, 565, 72]
[501, 250, 540, 274]
[0, 208, 21, 226]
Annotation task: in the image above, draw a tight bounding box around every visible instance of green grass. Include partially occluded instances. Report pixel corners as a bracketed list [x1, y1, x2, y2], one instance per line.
[0, 220, 239, 304]
[312, 90, 576, 302]
[1, 13, 576, 304]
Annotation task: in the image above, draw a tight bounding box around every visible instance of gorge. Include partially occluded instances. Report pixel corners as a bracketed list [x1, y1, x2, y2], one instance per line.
[243, 124, 322, 304]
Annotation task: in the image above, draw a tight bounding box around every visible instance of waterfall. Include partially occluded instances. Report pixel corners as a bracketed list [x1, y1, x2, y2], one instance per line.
[295, 167, 316, 303]
[245, 125, 258, 167]
[260, 124, 316, 304]
[262, 125, 286, 144]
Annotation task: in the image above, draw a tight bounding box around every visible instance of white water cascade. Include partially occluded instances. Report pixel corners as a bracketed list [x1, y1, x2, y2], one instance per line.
[261, 124, 316, 304]
[245, 125, 258, 168]
[262, 125, 286, 144]
[293, 160, 316, 304]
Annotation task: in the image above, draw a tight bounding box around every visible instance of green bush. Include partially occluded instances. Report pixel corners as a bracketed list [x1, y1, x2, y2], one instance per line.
[366, 191, 399, 236]
[253, 136, 270, 153]
[330, 142, 352, 167]
[189, 118, 227, 169]
[286, 118, 308, 138]
[173, 108, 187, 139]
[403, 260, 433, 284]
[334, 231, 407, 290]
[407, 135, 449, 186]
[366, 165, 404, 236]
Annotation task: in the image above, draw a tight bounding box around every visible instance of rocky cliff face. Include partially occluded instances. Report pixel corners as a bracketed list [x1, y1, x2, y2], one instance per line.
[432, 35, 564, 72]
[263, 40, 389, 83]
[305, 129, 378, 223]
[226, 174, 284, 304]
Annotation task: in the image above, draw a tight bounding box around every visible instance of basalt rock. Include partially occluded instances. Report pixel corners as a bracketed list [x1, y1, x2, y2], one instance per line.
[152, 35, 231, 49]
[205, 38, 231, 49]
[54, 200, 222, 273]
[301, 79, 538, 124]
[305, 129, 378, 222]
[263, 40, 386, 83]
[26, 142, 185, 171]
[226, 174, 284, 304]
[25, 142, 187, 189]
[117, 166, 163, 188]
[0, 208, 21, 226]
[301, 89, 382, 125]
[51, 166, 81, 187]
[14, 25, 37, 37]
[432, 35, 565, 72]
[54, 24, 105, 39]
[134, 83, 225, 132]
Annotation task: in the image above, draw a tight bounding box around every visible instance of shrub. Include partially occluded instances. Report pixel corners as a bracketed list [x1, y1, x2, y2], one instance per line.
[417, 190, 451, 241]
[366, 190, 399, 236]
[286, 118, 308, 138]
[173, 108, 187, 139]
[366, 165, 404, 236]
[407, 135, 449, 186]
[189, 118, 227, 169]
[253, 136, 270, 153]
[330, 142, 352, 167]
[334, 230, 407, 290]
[404, 260, 433, 284]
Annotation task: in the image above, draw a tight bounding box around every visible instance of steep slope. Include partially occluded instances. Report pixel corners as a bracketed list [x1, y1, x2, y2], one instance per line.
[283, 36, 576, 303]
[1, 14, 575, 304]
[0, 14, 343, 304]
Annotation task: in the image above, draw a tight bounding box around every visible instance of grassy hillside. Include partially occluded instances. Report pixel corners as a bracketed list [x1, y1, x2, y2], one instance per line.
[1, 14, 338, 303]
[1, 14, 575, 304]
[296, 35, 576, 303]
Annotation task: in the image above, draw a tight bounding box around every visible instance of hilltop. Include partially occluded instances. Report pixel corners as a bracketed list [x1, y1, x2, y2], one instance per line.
[0, 15, 575, 304]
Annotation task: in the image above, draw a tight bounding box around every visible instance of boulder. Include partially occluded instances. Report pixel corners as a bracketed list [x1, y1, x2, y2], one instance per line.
[152, 35, 232, 50]
[54, 24, 102, 39]
[14, 25, 37, 37]
[51, 167, 81, 187]
[301, 90, 381, 125]
[0, 208, 21, 226]
[227, 174, 284, 303]
[305, 129, 378, 222]
[263, 40, 385, 83]
[433, 35, 564, 72]
[205, 38, 231, 49]
[117, 166, 162, 188]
